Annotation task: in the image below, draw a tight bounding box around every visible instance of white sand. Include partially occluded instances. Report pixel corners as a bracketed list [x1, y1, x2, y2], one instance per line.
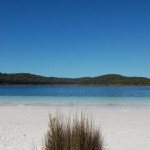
[0, 106, 150, 150]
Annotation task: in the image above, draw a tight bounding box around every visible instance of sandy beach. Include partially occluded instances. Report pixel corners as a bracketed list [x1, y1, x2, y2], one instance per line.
[0, 106, 150, 150]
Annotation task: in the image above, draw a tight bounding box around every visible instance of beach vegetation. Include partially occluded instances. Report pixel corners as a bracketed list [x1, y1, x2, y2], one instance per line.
[43, 113, 104, 150]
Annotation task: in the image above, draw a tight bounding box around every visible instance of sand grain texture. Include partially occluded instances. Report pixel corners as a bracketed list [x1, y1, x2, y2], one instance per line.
[0, 106, 150, 150]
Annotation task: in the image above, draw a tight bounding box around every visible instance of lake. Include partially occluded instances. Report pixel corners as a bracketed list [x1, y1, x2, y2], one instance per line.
[0, 86, 150, 107]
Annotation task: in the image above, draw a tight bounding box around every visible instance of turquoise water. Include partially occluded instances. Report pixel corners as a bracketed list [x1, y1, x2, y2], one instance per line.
[0, 86, 150, 107]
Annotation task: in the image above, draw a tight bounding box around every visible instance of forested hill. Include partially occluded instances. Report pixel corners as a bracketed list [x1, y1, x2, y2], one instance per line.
[0, 73, 150, 86]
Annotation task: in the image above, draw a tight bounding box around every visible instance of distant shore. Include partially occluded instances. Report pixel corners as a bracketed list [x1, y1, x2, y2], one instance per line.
[0, 84, 150, 87]
[1, 73, 150, 86]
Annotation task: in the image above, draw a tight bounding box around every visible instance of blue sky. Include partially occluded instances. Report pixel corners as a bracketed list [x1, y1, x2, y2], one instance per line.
[0, 0, 149, 77]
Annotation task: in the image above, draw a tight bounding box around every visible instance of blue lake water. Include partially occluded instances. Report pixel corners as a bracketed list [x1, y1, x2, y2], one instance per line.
[0, 86, 150, 107]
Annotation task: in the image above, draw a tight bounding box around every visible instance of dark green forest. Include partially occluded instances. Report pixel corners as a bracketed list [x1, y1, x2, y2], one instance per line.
[0, 73, 150, 86]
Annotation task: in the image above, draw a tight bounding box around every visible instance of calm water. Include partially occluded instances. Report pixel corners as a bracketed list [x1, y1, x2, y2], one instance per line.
[0, 86, 150, 107]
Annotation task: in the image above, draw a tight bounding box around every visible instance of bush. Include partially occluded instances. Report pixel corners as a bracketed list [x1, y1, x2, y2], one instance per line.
[43, 113, 104, 150]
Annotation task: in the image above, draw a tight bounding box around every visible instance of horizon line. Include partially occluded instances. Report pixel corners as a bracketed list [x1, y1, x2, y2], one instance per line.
[0, 72, 149, 79]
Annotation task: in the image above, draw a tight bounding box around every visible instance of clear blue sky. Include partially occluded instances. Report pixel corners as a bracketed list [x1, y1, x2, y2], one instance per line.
[0, 0, 149, 77]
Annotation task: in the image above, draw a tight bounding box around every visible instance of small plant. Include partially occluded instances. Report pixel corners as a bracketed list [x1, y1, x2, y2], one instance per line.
[43, 113, 104, 150]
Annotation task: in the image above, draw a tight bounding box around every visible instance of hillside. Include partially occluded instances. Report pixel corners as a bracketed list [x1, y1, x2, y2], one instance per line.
[0, 73, 150, 86]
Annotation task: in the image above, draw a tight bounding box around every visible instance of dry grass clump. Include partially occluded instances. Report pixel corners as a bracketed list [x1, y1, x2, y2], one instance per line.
[43, 113, 104, 150]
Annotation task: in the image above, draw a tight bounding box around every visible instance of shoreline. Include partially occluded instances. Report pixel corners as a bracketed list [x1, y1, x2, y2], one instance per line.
[1, 84, 150, 87]
[0, 96, 150, 108]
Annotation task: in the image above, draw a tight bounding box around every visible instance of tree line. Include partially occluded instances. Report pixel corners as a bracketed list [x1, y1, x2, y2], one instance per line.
[0, 73, 150, 86]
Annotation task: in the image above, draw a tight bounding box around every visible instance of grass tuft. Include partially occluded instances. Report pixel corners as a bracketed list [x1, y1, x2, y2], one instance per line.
[43, 112, 104, 150]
